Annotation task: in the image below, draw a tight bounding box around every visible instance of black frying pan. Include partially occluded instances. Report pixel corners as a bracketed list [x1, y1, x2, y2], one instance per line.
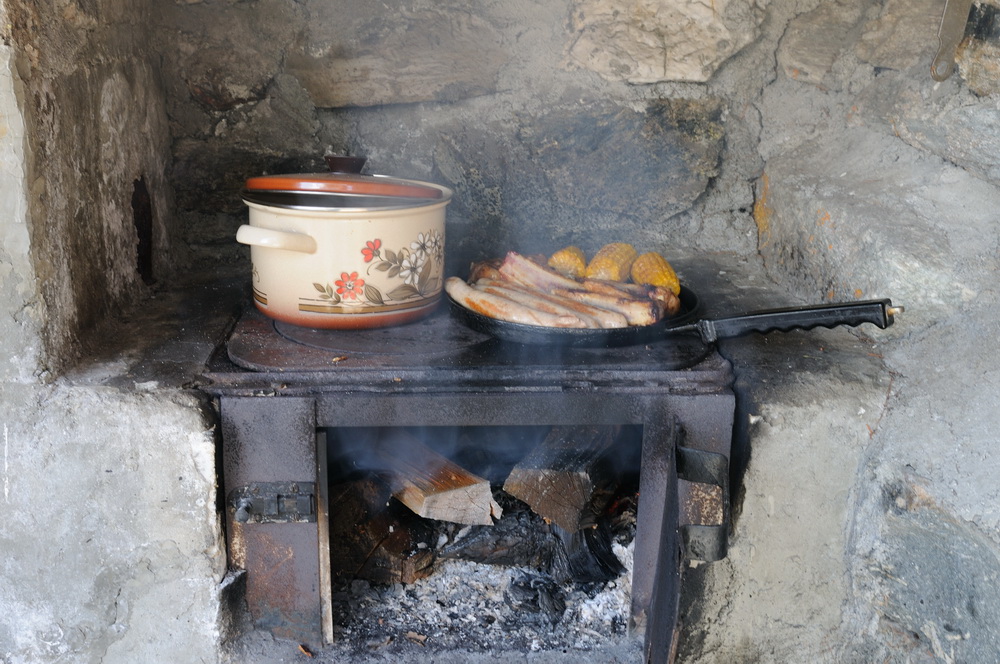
[447, 286, 903, 347]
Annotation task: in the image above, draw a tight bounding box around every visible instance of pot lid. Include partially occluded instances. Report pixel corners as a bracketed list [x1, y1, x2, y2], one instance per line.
[244, 172, 445, 200]
[240, 189, 445, 212]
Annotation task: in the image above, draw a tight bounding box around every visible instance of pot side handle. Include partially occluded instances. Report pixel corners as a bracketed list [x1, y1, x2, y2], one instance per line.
[236, 225, 317, 254]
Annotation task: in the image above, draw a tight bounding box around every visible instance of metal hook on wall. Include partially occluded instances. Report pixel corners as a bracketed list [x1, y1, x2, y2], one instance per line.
[931, 0, 975, 80]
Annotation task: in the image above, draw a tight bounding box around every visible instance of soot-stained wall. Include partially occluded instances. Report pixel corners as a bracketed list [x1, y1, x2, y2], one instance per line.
[155, 0, 763, 276]
[6, 0, 177, 374]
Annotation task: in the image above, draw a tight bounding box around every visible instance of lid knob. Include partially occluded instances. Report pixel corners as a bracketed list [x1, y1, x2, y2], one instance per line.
[324, 154, 367, 174]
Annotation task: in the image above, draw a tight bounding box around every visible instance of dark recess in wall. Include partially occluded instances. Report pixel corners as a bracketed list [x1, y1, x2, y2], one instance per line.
[132, 176, 154, 285]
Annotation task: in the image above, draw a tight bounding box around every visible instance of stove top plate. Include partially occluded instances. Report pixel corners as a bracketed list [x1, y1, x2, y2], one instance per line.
[274, 307, 491, 356]
[217, 301, 721, 379]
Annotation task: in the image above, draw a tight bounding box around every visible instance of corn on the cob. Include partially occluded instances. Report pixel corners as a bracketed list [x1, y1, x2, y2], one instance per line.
[547, 246, 587, 279]
[585, 243, 637, 282]
[630, 251, 680, 295]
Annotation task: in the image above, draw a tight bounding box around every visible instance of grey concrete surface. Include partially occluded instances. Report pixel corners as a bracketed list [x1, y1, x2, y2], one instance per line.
[0, 381, 226, 663]
[0, 277, 244, 663]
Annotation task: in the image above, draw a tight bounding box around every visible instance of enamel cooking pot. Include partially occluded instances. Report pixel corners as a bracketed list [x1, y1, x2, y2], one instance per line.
[237, 169, 453, 330]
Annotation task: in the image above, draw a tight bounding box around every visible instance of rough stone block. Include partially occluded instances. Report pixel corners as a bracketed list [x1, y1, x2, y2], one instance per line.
[854, 0, 942, 72]
[285, 1, 508, 108]
[961, 50, 1000, 96]
[0, 50, 40, 383]
[846, 270, 1000, 662]
[156, 0, 298, 138]
[777, 0, 868, 86]
[871, 498, 1000, 660]
[957, 8, 1000, 97]
[754, 126, 998, 317]
[857, 73, 1000, 186]
[565, 0, 766, 83]
[677, 323, 891, 662]
[866, 298, 1000, 538]
[0, 384, 225, 662]
[525, 99, 724, 218]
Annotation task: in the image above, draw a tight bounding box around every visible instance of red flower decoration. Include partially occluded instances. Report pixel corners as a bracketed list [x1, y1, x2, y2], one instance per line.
[361, 239, 382, 263]
[335, 272, 365, 300]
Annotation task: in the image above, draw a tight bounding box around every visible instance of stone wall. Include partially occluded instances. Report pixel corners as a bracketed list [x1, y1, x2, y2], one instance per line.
[5, 0, 179, 374]
[0, 384, 225, 663]
[755, 0, 1000, 312]
[683, 0, 1000, 661]
[0, 19, 39, 385]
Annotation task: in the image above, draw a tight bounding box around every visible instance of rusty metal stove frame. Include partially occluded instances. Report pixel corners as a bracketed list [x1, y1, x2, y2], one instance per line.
[205, 306, 735, 663]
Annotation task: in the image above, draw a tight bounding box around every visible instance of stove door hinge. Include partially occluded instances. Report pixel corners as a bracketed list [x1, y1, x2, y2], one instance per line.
[676, 445, 730, 563]
[228, 482, 317, 524]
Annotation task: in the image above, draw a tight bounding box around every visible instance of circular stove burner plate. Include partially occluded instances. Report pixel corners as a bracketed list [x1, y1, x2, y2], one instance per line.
[274, 310, 493, 356]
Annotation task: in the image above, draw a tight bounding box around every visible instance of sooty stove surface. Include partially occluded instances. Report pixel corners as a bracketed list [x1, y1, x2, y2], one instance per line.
[205, 302, 735, 664]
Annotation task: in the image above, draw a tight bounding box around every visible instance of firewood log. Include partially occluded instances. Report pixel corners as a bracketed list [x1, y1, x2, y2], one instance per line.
[502, 425, 619, 532]
[374, 429, 502, 526]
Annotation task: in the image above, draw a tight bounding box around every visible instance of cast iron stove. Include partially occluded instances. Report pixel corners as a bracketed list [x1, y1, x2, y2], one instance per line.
[204, 300, 735, 663]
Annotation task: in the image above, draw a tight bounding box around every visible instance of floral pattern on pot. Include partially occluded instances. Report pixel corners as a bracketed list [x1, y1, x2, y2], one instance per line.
[310, 230, 444, 307]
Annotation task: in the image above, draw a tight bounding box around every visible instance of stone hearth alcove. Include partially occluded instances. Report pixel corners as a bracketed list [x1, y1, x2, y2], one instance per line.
[2, 0, 999, 662]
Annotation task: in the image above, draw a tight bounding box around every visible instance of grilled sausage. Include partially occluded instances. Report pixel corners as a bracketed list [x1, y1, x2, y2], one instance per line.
[498, 251, 583, 292]
[582, 279, 680, 317]
[475, 280, 602, 328]
[477, 279, 628, 329]
[551, 288, 660, 326]
[445, 277, 586, 328]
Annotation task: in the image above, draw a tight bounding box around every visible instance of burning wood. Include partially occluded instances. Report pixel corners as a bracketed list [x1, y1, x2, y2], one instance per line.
[503, 425, 619, 532]
[436, 496, 561, 570]
[437, 493, 627, 585]
[554, 521, 625, 584]
[375, 429, 503, 526]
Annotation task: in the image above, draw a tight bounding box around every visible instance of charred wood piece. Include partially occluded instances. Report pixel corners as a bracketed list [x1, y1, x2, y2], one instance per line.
[504, 571, 567, 624]
[438, 493, 624, 585]
[328, 476, 435, 585]
[554, 520, 625, 584]
[437, 497, 559, 569]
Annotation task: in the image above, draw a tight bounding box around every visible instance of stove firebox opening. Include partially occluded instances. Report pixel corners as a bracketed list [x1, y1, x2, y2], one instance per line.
[323, 424, 645, 656]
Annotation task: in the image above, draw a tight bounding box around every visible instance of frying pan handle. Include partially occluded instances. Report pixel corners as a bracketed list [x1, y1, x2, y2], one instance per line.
[694, 299, 903, 343]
